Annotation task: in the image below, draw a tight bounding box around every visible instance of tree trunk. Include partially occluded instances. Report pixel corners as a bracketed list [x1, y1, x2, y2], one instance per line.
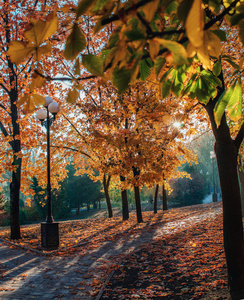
[99, 199, 101, 210]
[121, 189, 129, 221]
[134, 186, 143, 223]
[215, 140, 244, 298]
[120, 176, 129, 221]
[76, 203, 80, 215]
[154, 184, 159, 214]
[10, 93, 21, 240]
[162, 183, 168, 211]
[205, 86, 244, 297]
[10, 155, 21, 239]
[103, 174, 113, 218]
[133, 166, 143, 223]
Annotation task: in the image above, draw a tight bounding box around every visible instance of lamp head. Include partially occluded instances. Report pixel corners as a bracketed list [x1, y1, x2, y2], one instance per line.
[48, 102, 60, 115]
[36, 108, 47, 121]
[44, 96, 53, 107]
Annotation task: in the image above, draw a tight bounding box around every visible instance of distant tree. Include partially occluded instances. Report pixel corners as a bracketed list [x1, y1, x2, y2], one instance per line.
[169, 164, 207, 207]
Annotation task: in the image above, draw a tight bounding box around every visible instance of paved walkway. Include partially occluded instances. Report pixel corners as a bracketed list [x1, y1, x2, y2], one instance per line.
[0, 205, 222, 300]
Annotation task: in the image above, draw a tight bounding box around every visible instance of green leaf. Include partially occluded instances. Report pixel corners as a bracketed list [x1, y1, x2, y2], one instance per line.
[208, 1, 221, 15]
[162, 79, 172, 98]
[177, 0, 194, 23]
[160, 68, 173, 82]
[222, 55, 240, 70]
[156, 39, 189, 65]
[182, 73, 198, 96]
[76, 0, 96, 18]
[165, 0, 178, 15]
[155, 57, 166, 76]
[64, 24, 86, 60]
[195, 78, 210, 104]
[112, 68, 131, 94]
[82, 54, 103, 76]
[211, 30, 227, 42]
[139, 59, 152, 81]
[172, 82, 183, 97]
[214, 90, 231, 127]
[213, 60, 222, 76]
[92, 0, 110, 13]
[227, 80, 243, 122]
[125, 29, 145, 40]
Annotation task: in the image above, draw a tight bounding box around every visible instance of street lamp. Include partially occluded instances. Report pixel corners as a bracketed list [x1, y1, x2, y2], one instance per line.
[36, 96, 60, 249]
[210, 151, 217, 202]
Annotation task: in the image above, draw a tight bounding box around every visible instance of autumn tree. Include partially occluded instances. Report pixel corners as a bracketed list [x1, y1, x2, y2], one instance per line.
[0, 0, 75, 239]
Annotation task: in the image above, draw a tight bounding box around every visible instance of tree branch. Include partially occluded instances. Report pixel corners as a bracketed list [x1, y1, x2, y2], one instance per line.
[34, 69, 95, 82]
[0, 120, 9, 138]
[0, 82, 10, 95]
[51, 145, 94, 160]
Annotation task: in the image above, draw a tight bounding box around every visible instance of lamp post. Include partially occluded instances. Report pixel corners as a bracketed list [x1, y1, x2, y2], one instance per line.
[210, 151, 217, 202]
[36, 96, 60, 249]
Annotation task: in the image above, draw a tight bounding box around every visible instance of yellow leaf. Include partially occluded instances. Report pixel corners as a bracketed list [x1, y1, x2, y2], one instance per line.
[29, 74, 46, 91]
[205, 27, 221, 58]
[17, 93, 45, 113]
[186, 42, 196, 58]
[31, 94, 46, 106]
[186, 0, 204, 47]
[24, 11, 58, 46]
[17, 94, 29, 107]
[149, 39, 160, 60]
[23, 95, 36, 113]
[34, 44, 52, 60]
[66, 88, 79, 103]
[8, 12, 58, 65]
[142, 0, 159, 22]
[7, 41, 35, 65]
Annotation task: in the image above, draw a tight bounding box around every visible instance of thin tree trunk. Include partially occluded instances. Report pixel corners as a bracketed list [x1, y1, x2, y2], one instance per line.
[120, 176, 129, 220]
[133, 166, 143, 223]
[10, 155, 21, 239]
[154, 184, 159, 214]
[103, 174, 113, 218]
[162, 182, 168, 211]
[10, 85, 21, 240]
[76, 203, 80, 215]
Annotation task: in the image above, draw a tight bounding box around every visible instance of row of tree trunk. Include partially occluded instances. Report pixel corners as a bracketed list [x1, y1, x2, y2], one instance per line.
[103, 175, 168, 223]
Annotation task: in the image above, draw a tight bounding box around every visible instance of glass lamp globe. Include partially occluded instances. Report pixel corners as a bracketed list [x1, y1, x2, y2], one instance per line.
[44, 96, 53, 107]
[48, 102, 60, 114]
[36, 108, 47, 121]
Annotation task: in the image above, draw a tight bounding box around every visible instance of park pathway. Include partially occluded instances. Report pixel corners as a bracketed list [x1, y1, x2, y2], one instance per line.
[0, 204, 222, 300]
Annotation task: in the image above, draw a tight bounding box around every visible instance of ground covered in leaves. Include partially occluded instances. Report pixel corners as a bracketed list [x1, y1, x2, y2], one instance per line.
[0, 203, 238, 299]
[100, 211, 231, 299]
[0, 203, 217, 254]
